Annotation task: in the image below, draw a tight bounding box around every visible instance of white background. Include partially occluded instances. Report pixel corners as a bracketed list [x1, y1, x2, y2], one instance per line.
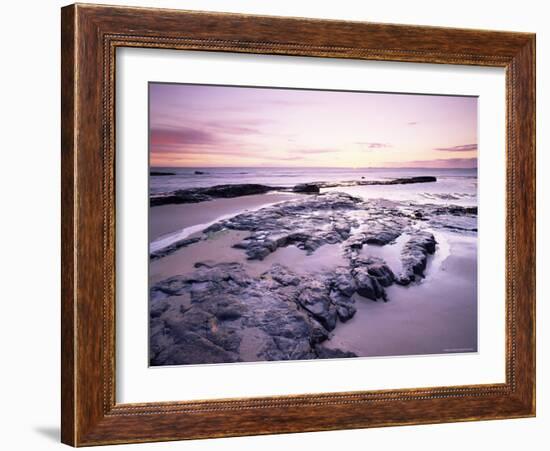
[0, 0, 546, 450]
[118, 49, 505, 403]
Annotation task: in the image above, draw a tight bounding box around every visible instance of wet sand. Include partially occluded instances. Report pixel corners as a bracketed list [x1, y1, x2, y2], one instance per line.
[150, 192, 300, 241]
[150, 230, 249, 285]
[150, 192, 303, 284]
[150, 234, 349, 285]
[324, 231, 478, 357]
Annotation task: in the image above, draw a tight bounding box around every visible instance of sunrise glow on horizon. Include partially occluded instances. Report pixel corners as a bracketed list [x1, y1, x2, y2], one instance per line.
[149, 83, 478, 169]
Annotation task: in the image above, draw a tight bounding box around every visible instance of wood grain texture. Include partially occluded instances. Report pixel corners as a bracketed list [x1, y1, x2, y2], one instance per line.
[60, 5, 76, 446]
[60, 3, 536, 446]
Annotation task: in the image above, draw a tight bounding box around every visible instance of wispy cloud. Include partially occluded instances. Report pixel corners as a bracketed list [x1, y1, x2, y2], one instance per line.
[355, 142, 393, 149]
[150, 127, 218, 150]
[277, 155, 305, 161]
[205, 120, 265, 135]
[294, 148, 337, 154]
[434, 143, 477, 152]
[150, 121, 266, 154]
[407, 121, 418, 126]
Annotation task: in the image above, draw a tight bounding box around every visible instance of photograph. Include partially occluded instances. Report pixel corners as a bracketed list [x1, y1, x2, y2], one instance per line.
[148, 83, 479, 366]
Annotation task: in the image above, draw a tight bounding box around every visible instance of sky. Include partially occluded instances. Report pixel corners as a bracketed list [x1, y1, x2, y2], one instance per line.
[149, 83, 477, 168]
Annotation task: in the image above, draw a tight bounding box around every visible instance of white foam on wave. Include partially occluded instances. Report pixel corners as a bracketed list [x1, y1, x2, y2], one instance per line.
[149, 219, 225, 254]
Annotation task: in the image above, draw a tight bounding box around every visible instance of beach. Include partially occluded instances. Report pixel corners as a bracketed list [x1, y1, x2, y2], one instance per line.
[148, 167, 478, 366]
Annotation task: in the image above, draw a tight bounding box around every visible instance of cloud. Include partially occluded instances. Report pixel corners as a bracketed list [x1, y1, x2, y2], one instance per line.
[294, 148, 336, 154]
[277, 156, 305, 161]
[150, 127, 218, 149]
[355, 142, 393, 149]
[434, 143, 477, 152]
[151, 147, 306, 163]
[150, 121, 264, 155]
[383, 158, 477, 169]
[407, 121, 418, 125]
[206, 120, 265, 135]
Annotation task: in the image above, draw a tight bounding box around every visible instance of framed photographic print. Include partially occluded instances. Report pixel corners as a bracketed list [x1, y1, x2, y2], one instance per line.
[61, 3, 536, 446]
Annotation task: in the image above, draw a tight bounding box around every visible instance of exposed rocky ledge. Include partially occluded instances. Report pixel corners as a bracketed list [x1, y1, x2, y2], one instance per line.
[150, 192, 477, 365]
[153, 192, 476, 263]
[395, 232, 437, 285]
[204, 192, 442, 284]
[150, 262, 359, 365]
[150, 176, 437, 206]
[151, 184, 281, 206]
[150, 229, 436, 366]
[150, 171, 176, 176]
[313, 175, 437, 188]
[149, 191, 477, 365]
[150, 237, 201, 261]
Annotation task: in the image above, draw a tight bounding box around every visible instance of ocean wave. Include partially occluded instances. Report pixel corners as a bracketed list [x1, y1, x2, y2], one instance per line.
[150, 222, 212, 255]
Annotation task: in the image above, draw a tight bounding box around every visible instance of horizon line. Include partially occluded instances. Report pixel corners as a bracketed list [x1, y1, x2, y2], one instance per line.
[150, 165, 478, 170]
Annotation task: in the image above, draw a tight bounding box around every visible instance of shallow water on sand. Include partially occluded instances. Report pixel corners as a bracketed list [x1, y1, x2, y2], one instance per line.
[359, 233, 410, 276]
[247, 243, 348, 278]
[150, 192, 300, 241]
[149, 230, 249, 285]
[150, 232, 349, 285]
[324, 231, 477, 357]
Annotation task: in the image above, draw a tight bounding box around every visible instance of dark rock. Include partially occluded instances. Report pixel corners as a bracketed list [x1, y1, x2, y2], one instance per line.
[329, 290, 356, 322]
[268, 264, 301, 286]
[212, 192, 366, 260]
[293, 183, 320, 194]
[194, 170, 207, 175]
[150, 192, 211, 206]
[331, 268, 357, 297]
[360, 257, 395, 287]
[336, 304, 356, 322]
[215, 307, 244, 321]
[298, 281, 338, 331]
[349, 256, 395, 301]
[341, 225, 404, 260]
[151, 184, 283, 206]
[150, 236, 201, 260]
[364, 230, 401, 246]
[187, 183, 277, 198]
[315, 346, 358, 359]
[432, 205, 477, 215]
[418, 205, 478, 232]
[352, 266, 384, 301]
[150, 176, 437, 207]
[150, 171, 176, 176]
[149, 263, 344, 366]
[397, 232, 437, 285]
[150, 299, 170, 318]
[313, 176, 437, 188]
[151, 330, 241, 365]
[390, 176, 437, 184]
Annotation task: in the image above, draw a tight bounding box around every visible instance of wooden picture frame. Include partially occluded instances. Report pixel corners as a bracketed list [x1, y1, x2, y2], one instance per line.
[61, 3, 536, 446]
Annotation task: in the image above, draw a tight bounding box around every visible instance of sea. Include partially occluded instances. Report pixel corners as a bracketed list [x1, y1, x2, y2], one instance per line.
[150, 167, 477, 206]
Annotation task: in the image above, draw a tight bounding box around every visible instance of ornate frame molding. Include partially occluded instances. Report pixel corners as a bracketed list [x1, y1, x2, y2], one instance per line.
[61, 4, 535, 446]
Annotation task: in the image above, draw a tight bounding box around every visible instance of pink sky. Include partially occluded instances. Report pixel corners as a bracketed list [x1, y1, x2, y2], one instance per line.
[149, 83, 477, 168]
